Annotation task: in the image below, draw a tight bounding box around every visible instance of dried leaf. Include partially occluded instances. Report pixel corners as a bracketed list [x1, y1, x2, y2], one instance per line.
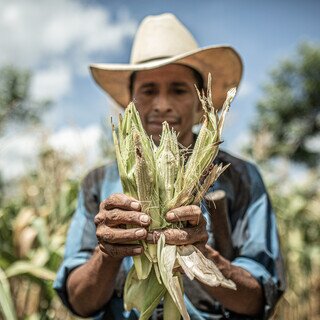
[157, 235, 190, 320]
[177, 245, 236, 290]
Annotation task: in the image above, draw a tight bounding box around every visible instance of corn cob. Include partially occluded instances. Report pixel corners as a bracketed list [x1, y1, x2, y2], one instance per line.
[111, 74, 237, 319]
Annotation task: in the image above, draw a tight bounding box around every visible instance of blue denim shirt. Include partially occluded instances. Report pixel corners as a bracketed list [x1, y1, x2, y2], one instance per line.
[54, 150, 285, 319]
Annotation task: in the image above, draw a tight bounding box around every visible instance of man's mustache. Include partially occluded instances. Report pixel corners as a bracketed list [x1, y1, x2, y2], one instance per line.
[146, 116, 181, 125]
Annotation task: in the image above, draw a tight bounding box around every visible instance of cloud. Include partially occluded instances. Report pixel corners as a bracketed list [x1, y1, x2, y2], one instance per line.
[0, 0, 136, 68]
[0, 125, 103, 180]
[0, 130, 40, 180]
[0, 0, 137, 103]
[223, 130, 251, 157]
[305, 133, 320, 152]
[31, 64, 72, 100]
[48, 125, 102, 159]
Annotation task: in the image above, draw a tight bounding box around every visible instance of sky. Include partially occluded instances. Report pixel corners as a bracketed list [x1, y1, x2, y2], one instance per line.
[0, 0, 320, 179]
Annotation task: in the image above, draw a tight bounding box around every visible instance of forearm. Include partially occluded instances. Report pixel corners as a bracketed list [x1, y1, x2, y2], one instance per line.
[66, 247, 122, 317]
[202, 246, 264, 316]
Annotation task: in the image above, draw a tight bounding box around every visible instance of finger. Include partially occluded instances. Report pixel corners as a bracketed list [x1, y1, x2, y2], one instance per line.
[97, 225, 147, 244]
[163, 226, 208, 245]
[94, 210, 106, 227]
[194, 242, 208, 256]
[204, 244, 220, 260]
[146, 226, 208, 246]
[100, 193, 141, 212]
[95, 209, 150, 227]
[99, 243, 143, 258]
[166, 205, 204, 226]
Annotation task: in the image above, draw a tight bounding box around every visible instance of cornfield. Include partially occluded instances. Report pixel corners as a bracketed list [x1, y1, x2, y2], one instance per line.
[0, 148, 82, 320]
[0, 136, 319, 319]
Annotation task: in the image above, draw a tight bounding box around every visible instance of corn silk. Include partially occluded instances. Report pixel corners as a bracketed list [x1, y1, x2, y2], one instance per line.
[112, 74, 237, 320]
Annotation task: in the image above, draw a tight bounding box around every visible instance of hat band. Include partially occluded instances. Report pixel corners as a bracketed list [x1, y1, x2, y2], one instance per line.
[133, 56, 172, 64]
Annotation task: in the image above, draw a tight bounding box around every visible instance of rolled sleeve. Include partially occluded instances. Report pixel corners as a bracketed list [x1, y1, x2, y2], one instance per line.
[232, 163, 286, 318]
[53, 252, 92, 310]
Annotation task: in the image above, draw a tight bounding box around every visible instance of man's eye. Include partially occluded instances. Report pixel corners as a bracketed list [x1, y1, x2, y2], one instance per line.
[174, 89, 187, 95]
[141, 89, 156, 96]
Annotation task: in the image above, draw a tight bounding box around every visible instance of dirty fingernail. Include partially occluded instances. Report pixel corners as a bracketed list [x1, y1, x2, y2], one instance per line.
[166, 212, 174, 220]
[135, 229, 146, 237]
[140, 214, 150, 223]
[131, 201, 140, 210]
[133, 247, 142, 254]
[146, 231, 160, 243]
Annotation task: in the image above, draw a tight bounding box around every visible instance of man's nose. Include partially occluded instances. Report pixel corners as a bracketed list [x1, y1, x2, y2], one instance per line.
[153, 94, 172, 113]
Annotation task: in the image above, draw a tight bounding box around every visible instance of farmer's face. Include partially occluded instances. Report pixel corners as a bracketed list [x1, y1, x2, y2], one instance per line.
[132, 64, 201, 147]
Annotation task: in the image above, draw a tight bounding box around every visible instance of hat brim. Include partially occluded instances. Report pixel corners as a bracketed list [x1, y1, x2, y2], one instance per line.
[90, 45, 243, 115]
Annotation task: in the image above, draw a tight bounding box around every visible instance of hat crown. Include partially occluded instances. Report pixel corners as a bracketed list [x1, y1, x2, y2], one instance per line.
[130, 13, 198, 64]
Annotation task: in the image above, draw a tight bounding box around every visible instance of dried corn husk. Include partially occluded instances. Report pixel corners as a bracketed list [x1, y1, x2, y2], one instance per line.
[112, 74, 237, 319]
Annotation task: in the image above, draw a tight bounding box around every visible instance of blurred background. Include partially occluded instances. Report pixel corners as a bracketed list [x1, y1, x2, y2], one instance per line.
[0, 0, 319, 319]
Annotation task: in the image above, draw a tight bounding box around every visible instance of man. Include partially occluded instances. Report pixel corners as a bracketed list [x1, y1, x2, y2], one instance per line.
[54, 13, 285, 319]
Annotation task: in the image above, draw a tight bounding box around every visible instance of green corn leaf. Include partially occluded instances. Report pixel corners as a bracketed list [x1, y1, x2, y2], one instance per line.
[133, 129, 161, 229]
[6, 261, 56, 281]
[163, 291, 181, 320]
[124, 266, 166, 319]
[157, 122, 178, 216]
[133, 253, 152, 280]
[157, 234, 189, 320]
[31, 217, 50, 249]
[0, 267, 17, 320]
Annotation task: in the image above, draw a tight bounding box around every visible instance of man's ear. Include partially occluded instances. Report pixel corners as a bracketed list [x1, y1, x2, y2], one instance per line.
[129, 71, 136, 100]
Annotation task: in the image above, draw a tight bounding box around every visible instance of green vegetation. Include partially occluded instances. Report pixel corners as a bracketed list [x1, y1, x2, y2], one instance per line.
[247, 42, 320, 169]
[0, 148, 80, 319]
[246, 42, 320, 320]
[0, 67, 79, 319]
[0, 65, 50, 134]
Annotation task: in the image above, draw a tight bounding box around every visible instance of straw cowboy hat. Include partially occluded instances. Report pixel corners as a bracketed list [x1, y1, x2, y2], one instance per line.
[90, 13, 243, 114]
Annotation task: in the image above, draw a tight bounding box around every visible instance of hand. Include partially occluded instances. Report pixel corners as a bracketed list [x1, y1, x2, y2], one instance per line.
[94, 193, 150, 259]
[147, 205, 208, 253]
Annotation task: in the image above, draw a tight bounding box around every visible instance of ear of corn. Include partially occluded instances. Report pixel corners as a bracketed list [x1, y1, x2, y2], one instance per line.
[158, 234, 190, 320]
[124, 266, 166, 319]
[132, 249, 152, 280]
[156, 122, 180, 217]
[112, 74, 237, 319]
[163, 291, 181, 320]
